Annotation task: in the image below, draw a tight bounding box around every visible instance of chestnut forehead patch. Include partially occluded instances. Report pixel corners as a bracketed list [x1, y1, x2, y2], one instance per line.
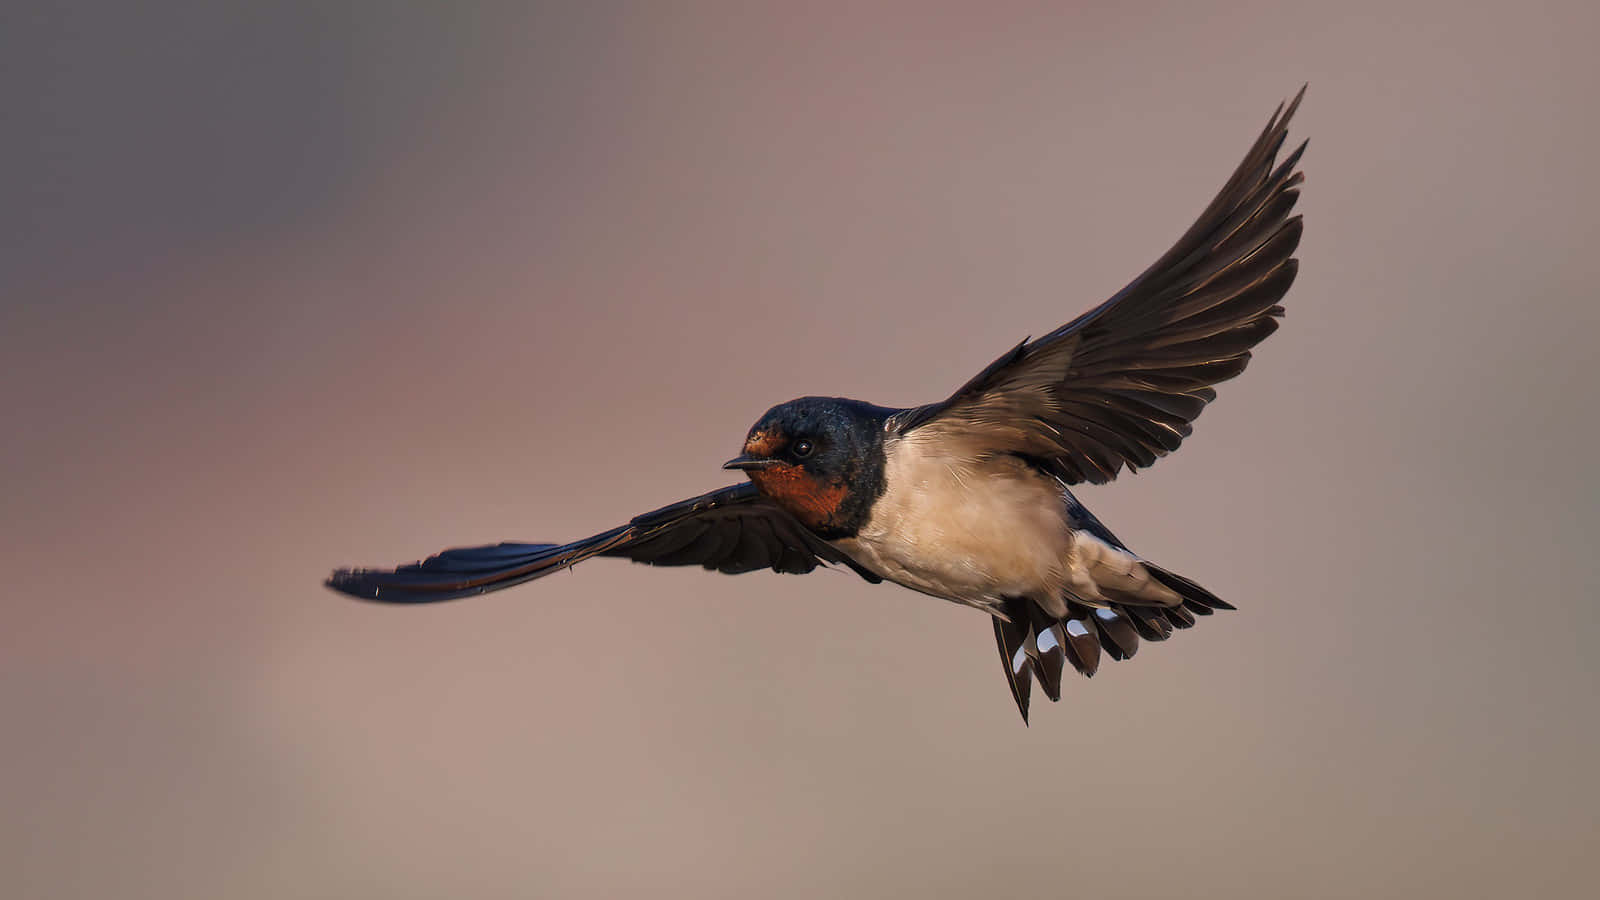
[744, 428, 785, 457]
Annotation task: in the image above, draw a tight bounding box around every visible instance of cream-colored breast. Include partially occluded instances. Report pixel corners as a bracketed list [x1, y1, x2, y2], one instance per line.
[832, 433, 1072, 611]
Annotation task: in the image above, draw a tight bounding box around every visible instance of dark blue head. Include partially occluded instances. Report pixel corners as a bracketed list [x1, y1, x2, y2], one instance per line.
[723, 396, 893, 538]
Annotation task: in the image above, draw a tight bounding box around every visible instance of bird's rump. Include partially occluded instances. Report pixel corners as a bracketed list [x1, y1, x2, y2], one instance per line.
[890, 87, 1307, 484]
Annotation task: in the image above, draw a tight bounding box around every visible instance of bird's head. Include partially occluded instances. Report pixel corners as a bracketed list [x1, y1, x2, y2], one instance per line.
[724, 396, 892, 538]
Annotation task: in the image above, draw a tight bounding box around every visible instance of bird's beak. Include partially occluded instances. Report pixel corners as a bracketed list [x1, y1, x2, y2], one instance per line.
[723, 455, 780, 471]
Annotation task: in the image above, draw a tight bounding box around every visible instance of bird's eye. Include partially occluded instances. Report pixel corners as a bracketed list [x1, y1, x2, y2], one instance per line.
[792, 439, 814, 458]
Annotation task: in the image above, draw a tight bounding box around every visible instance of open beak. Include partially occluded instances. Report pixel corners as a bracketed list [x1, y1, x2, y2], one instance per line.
[723, 455, 780, 471]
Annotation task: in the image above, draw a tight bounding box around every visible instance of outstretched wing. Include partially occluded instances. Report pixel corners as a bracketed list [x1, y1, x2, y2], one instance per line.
[890, 88, 1307, 484]
[326, 483, 880, 603]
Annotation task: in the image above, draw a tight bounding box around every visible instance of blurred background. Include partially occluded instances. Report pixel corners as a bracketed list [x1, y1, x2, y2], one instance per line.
[4, 2, 1597, 898]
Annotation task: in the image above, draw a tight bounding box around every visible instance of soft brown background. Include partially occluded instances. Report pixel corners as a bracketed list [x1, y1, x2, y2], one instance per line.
[5, 2, 1597, 898]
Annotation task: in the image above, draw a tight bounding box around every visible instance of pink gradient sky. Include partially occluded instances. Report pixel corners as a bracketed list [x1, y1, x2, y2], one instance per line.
[4, 3, 1597, 898]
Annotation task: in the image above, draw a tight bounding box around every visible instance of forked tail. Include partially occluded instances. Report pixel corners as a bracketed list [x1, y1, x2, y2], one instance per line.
[992, 561, 1233, 724]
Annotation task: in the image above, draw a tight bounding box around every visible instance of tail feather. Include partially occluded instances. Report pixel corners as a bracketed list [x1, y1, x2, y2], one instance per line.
[1093, 607, 1141, 660]
[988, 564, 1230, 722]
[1146, 564, 1237, 610]
[1125, 606, 1175, 642]
[1023, 600, 1068, 703]
[992, 611, 1035, 724]
[1062, 606, 1102, 678]
[1033, 623, 1067, 701]
[1163, 603, 1198, 629]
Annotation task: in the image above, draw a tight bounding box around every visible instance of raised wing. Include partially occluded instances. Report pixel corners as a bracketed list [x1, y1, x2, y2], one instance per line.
[326, 483, 880, 603]
[890, 88, 1307, 484]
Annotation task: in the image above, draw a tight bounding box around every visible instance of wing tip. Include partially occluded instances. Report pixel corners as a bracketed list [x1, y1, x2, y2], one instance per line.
[324, 567, 465, 604]
[1278, 84, 1308, 128]
[324, 568, 373, 599]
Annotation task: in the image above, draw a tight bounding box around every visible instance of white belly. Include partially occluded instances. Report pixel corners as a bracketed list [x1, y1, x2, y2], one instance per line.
[832, 436, 1072, 613]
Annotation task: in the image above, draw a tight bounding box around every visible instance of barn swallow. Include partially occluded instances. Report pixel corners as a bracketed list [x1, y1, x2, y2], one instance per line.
[327, 89, 1307, 723]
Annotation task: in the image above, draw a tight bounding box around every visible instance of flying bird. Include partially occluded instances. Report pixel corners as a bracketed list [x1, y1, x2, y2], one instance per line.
[327, 89, 1307, 723]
